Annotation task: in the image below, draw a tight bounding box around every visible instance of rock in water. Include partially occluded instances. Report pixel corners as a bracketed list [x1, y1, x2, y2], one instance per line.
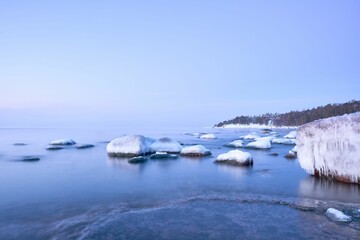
[128, 156, 148, 164]
[46, 145, 63, 150]
[150, 137, 182, 153]
[225, 140, 244, 148]
[325, 208, 351, 222]
[284, 131, 297, 139]
[215, 150, 253, 166]
[76, 144, 95, 149]
[200, 133, 217, 139]
[284, 151, 297, 159]
[107, 135, 155, 157]
[50, 139, 76, 145]
[180, 145, 211, 157]
[271, 138, 296, 145]
[297, 113, 360, 184]
[150, 152, 178, 159]
[246, 140, 271, 150]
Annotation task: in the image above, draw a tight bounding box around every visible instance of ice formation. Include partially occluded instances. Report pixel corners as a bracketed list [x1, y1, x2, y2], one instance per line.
[325, 208, 351, 222]
[271, 138, 296, 145]
[246, 140, 271, 149]
[50, 139, 76, 145]
[297, 113, 360, 183]
[284, 131, 297, 139]
[226, 140, 244, 148]
[180, 145, 211, 156]
[200, 133, 217, 139]
[215, 150, 253, 166]
[149, 137, 182, 153]
[107, 135, 155, 157]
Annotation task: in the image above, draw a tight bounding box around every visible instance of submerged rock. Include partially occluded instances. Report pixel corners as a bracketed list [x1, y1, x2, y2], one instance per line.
[21, 156, 40, 162]
[128, 156, 148, 164]
[246, 140, 271, 150]
[150, 152, 178, 160]
[215, 150, 253, 166]
[76, 144, 95, 149]
[46, 145, 63, 150]
[107, 135, 155, 157]
[150, 137, 182, 153]
[50, 139, 76, 145]
[325, 208, 351, 222]
[297, 113, 360, 184]
[13, 143, 26, 146]
[225, 140, 244, 148]
[269, 152, 279, 156]
[200, 133, 217, 139]
[180, 145, 211, 157]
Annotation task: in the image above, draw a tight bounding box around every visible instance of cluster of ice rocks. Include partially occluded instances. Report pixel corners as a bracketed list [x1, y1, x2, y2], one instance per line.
[46, 139, 94, 151]
[297, 112, 360, 184]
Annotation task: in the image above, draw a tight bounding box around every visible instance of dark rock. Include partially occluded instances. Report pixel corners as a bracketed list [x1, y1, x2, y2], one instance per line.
[13, 143, 26, 146]
[269, 152, 279, 156]
[150, 152, 178, 160]
[46, 146, 63, 151]
[76, 144, 95, 149]
[21, 156, 40, 162]
[128, 156, 148, 164]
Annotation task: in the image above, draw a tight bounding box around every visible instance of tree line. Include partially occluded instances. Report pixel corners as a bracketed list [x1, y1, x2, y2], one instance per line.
[214, 100, 360, 127]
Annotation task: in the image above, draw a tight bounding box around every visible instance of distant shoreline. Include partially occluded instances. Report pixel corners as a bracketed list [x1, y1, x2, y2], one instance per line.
[214, 124, 298, 129]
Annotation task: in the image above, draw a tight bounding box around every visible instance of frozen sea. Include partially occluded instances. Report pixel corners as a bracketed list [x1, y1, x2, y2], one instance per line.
[0, 127, 359, 239]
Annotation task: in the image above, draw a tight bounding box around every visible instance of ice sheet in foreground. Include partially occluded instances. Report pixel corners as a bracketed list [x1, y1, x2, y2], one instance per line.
[297, 112, 360, 183]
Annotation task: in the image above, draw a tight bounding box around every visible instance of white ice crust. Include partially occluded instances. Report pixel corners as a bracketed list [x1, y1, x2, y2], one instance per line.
[107, 135, 155, 156]
[216, 150, 253, 165]
[246, 140, 271, 149]
[325, 208, 351, 222]
[297, 113, 360, 183]
[180, 145, 211, 156]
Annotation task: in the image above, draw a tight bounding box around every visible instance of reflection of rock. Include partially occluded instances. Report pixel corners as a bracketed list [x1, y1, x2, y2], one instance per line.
[107, 157, 145, 173]
[326, 208, 351, 222]
[216, 164, 248, 178]
[298, 176, 360, 203]
[297, 113, 360, 184]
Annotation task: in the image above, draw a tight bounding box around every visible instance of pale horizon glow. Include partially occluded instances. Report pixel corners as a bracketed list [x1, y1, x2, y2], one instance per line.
[1, 0, 359, 128]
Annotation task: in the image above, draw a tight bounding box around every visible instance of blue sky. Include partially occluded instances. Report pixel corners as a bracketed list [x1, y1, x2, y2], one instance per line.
[1, 0, 359, 127]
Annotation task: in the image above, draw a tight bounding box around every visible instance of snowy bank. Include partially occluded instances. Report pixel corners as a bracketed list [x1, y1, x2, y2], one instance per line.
[150, 137, 182, 153]
[297, 113, 360, 184]
[180, 145, 211, 157]
[215, 150, 253, 166]
[107, 135, 155, 157]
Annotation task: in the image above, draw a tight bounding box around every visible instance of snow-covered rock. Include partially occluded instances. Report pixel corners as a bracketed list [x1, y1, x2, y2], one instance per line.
[150, 137, 182, 153]
[76, 144, 94, 149]
[107, 135, 155, 157]
[297, 113, 360, 183]
[255, 136, 276, 141]
[284, 150, 297, 159]
[50, 138, 76, 145]
[180, 145, 211, 157]
[150, 152, 178, 159]
[284, 131, 297, 139]
[271, 138, 296, 145]
[246, 140, 271, 149]
[226, 140, 244, 148]
[325, 208, 351, 222]
[241, 133, 260, 140]
[215, 150, 253, 166]
[200, 133, 217, 139]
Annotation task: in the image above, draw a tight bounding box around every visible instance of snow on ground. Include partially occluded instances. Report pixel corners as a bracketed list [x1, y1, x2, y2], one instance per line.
[50, 139, 76, 145]
[226, 140, 244, 148]
[150, 137, 182, 153]
[284, 131, 297, 139]
[200, 133, 217, 139]
[215, 150, 253, 166]
[325, 208, 352, 222]
[180, 145, 211, 156]
[271, 138, 296, 145]
[107, 135, 155, 157]
[246, 140, 271, 149]
[297, 112, 360, 183]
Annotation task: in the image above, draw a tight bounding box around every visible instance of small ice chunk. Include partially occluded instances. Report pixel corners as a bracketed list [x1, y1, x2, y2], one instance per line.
[246, 140, 271, 149]
[50, 139, 76, 145]
[200, 133, 217, 139]
[226, 140, 244, 148]
[180, 145, 211, 157]
[325, 208, 351, 222]
[215, 150, 253, 166]
[284, 131, 297, 139]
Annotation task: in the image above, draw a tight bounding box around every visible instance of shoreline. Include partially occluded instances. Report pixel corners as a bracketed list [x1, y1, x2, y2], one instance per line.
[214, 124, 298, 129]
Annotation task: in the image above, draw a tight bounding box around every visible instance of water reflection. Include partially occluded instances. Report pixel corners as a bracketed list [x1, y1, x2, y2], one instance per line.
[298, 176, 360, 203]
[216, 164, 251, 179]
[107, 157, 147, 173]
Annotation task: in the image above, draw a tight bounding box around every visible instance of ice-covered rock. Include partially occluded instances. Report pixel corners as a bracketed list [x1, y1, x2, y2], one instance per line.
[150, 137, 182, 153]
[284, 151, 297, 159]
[180, 145, 211, 157]
[291, 146, 297, 153]
[128, 156, 148, 164]
[271, 138, 296, 145]
[297, 113, 360, 183]
[46, 145, 63, 150]
[150, 152, 178, 159]
[246, 140, 271, 149]
[225, 140, 244, 148]
[50, 139, 76, 145]
[240, 133, 260, 140]
[215, 150, 253, 166]
[200, 133, 217, 139]
[325, 208, 351, 222]
[284, 131, 297, 139]
[255, 136, 276, 141]
[76, 144, 95, 149]
[107, 135, 155, 157]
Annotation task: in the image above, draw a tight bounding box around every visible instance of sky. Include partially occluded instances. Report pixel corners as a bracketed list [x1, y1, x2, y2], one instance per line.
[0, 0, 359, 128]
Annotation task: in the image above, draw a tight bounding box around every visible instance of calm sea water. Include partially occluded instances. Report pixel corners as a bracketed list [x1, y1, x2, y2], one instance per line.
[0, 127, 359, 239]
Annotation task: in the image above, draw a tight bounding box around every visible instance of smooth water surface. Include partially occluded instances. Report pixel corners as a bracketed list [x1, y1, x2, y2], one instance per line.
[0, 127, 359, 239]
